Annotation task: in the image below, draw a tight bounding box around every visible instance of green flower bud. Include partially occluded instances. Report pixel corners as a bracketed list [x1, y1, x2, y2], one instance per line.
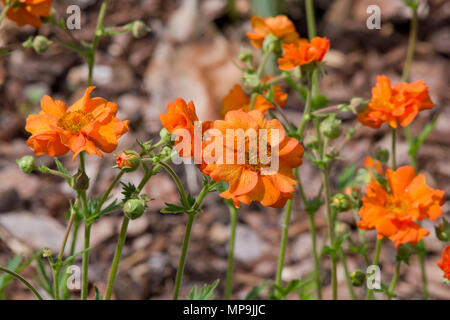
[350, 269, 366, 287]
[375, 147, 390, 164]
[262, 33, 280, 54]
[42, 247, 53, 258]
[130, 20, 150, 39]
[320, 114, 342, 140]
[72, 169, 89, 192]
[159, 128, 173, 146]
[16, 156, 36, 174]
[350, 97, 370, 114]
[435, 219, 450, 242]
[32, 36, 53, 54]
[332, 193, 351, 213]
[160, 146, 173, 158]
[335, 222, 350, 237]
[238, 51, 253, 64]
[123, 198, 147, 220]
[116, 150, 141, 172]
[396, 244, 412, 263]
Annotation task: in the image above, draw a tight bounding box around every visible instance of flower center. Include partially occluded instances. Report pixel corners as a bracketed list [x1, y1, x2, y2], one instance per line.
[244, 143, 272, 173]
[387, 196, 409, 218]
[57, 111, 93, 134]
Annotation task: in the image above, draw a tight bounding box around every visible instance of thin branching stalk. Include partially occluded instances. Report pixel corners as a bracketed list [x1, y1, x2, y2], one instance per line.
[225, 200, 238, 299]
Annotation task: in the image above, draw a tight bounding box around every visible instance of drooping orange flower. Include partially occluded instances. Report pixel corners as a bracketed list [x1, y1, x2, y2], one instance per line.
[437, 245, 450, 280]
[2, 0, 52, 27]
[204, 110, 304, 208]
[247, 15, 299, 49]
[221, 80, 287, 117]
[278, 37, 330, 70]
[357, 75, 435, 129]
[160, 98, 212, 159]
[26, 87, 129, 160]
[358, 157, 444, 248]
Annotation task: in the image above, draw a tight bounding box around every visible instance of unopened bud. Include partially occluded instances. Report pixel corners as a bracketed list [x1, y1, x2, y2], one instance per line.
[350, 97, 369, 114]
[72, 169, 89, 191]
[238, 51, 253, 64]
[332, 193, 351, 213]
[116, 151, 141, 172]
[32, 36, 53, 54]
[123, 198, 147, 220]
[320, 114, 342, 139]
[335, 222, 350, 237]
[130, 21, 150, 39]
[42, 248, 53, 258]
[16, 156, 36, 174]
[159, 128, 172, 145]
[375, 147, 389, 164]
[350, 269, 366, 287]
[436, 219, 450, 242]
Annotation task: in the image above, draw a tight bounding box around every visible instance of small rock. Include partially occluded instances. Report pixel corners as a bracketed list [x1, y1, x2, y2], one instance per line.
[233, 225, 267, 264]
[208, 223, 229, 244]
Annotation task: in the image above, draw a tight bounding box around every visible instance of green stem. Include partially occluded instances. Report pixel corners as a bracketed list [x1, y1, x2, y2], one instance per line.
[366, 238, 382, 300]
[104, 216, 130, 300]
[87, 0, 109, 86]
[58, 211, 76, 261]
[308, 212, 322, 299]
[52, 266, 60, 300]
[418, 248, 429, 299]
[340, 249, 356, 300]
[402, 8, 417, 82]
[159, 162, 189, 207]
[321, 167, 337, 299]
[305, 0, 317, 40]
[275, 195, 293, 286]
[297, 76, 313, 136]
[0, 266, 43, 300]
[173, 213, 195, 300]
[81, 223, 91, 299]
[0, 4, 9, 26]
[391, 128, 397, 170]
[387, 261, 401, 300]
[225, 200, 238, 299]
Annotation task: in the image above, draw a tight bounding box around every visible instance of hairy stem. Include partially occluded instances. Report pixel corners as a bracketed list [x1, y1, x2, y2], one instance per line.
[225, 201, 238, 299]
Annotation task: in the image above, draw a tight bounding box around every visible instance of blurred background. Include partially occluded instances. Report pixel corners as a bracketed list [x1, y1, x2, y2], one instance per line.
[0, 0, 449, 299]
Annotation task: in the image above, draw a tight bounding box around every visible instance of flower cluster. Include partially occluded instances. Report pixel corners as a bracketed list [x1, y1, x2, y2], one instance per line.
[26, 87, 129, 160]
[247, 15, 299, 49]
[278, 37, 330, 70]
[358, 75, 434, 129]
[358, 157, 444, 247]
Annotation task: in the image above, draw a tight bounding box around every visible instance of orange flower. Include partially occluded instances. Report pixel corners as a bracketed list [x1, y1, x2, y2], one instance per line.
[26, 87, 129, 160]
[2, 0, 52, 27]
[160, 98, 212, 159]
[437, 245, 450, 280]
[204, 110, 304, 208]
[358, 158, 444, 248]
[278, 37, 330, 70]
[357, 75, 435, 129]
[247, 15, 299, 49]
[221, 79, 287, 117]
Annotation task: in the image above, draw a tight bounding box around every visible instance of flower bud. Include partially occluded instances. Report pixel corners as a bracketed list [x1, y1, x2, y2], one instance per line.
[332, 193, 351, 213]
[335, 222, 350, 238]
[159, 128, 173, 146]
[130, 21, 150, 39]
[262, 33, 280, 54]
[375, 147, 389, 164]
[436, 219, 450, 242]
[72, 169, 89, 192]
[42, 247, 53, 258]
[116, 151, 141, 172]
[350, 269, 366, 287]
[320, 114, 342, 139]
[16, 156, 36, 174]
[123, 198, 147, 220]
[350, 97, 369, 114]
[238, 51, 253, 64]
[160, 146, 173, 158]
[32, 36, 53, 54]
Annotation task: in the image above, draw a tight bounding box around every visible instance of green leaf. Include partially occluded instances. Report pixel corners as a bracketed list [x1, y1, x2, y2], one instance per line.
[0, 48, 14, 55]
[245, 281, 268, 300]
[187, 279, 220, 300]
[95, 285, 103, 300]
[62, 247, 92, 266]
[312, 95, 329, 111]
[54, 157, 71, 177]
[120, 182, 138, 203]
[337, 165, 356, 190]
[161, 203, 187, 214]
[408, 115, 439, 158]
[0, 254, 23, 290]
